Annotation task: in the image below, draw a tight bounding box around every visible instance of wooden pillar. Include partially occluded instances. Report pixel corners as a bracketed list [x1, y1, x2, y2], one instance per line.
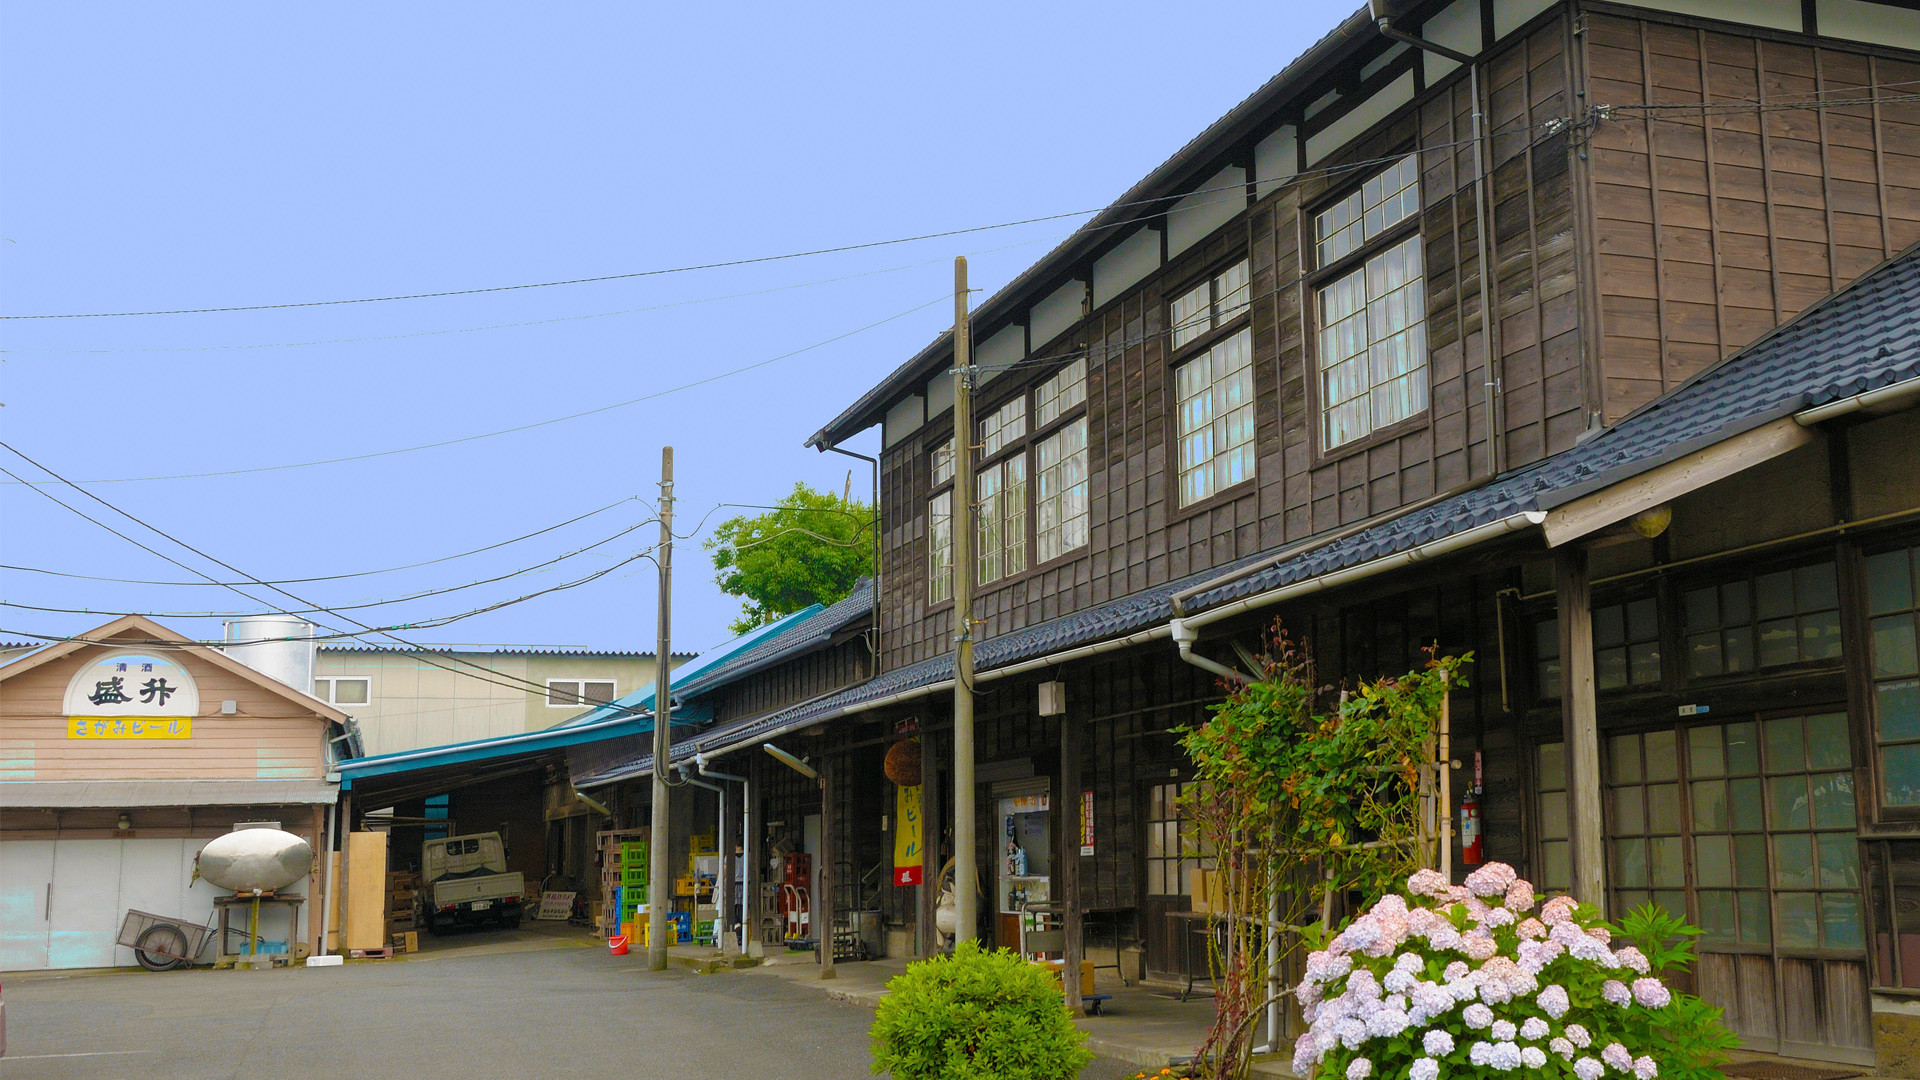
[920, 731, 942, 956]
[717, 776, 737, 955]
[818, 757, 835, 979]
[1060, 711, 1084, 1016]
[1556, 547, 1607, 908]
[308, 804, 324, 959]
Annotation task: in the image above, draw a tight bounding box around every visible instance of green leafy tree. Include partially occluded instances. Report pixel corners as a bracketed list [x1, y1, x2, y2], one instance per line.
[704, 482, 873, 636]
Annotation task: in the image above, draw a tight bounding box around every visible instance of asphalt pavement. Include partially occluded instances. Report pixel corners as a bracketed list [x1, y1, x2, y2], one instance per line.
[0, 932, 1145, 1080]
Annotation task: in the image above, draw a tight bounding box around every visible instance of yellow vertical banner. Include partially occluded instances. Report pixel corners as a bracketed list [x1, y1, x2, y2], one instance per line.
[893, 784, 923, 885]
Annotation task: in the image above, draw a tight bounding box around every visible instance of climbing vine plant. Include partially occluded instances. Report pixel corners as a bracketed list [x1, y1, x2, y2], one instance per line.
[1176, 624, 1469, 1080]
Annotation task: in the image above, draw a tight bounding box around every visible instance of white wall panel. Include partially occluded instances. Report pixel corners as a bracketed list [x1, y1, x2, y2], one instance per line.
[1306, 72, 1415, 165]
[1255, 126, 1299, 199]
[1168, 167, 1247, 257]
[1817, 0, 1920, 47]
[1423, 0, 1483, 82]
[1092, 227, 1162, 309]
[882, 393, 925, 449]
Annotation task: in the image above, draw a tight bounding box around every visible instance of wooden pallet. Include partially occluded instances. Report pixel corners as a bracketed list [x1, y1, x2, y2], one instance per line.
[348, 946, 394, 959]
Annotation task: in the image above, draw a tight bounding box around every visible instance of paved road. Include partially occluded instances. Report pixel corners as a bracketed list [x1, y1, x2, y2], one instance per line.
[0, 936, 1143, 1080]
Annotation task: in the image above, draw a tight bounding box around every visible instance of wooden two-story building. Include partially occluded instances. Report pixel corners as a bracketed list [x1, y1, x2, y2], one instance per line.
[609, 0, 1920, 1066]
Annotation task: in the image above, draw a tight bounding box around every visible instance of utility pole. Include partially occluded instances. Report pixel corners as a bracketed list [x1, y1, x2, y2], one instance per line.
[648, 446, 676, 970]
[950, 257, 978, 945]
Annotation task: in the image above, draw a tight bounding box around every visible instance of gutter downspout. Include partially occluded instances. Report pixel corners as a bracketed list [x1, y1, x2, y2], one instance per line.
[695, 753, 752, 955]
[819, 441, 883, 671]
[1169, 619, 1254, 686]
[1373, 11, 1502, 474]
[678, 766, 729, 954]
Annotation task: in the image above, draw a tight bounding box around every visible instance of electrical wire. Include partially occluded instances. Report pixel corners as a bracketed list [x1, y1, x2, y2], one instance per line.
[0, 444, 650, 709]
[0, 496, 646, 586]
[2, 294, 949, 486]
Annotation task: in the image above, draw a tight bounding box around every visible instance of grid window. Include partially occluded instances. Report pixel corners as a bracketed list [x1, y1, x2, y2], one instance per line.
[1035, 419, 1089, 563]
[928, 491, 953, 604]
[1317, 234, 1427, 449]
[1536, 742, 1571, 894]
[1683, 563, 1842, 678]
[1684, 723, 1772, 947]
[1315, 154, 1420, 265]
[976, 458, 1027, 583]
[1535, 618, 1562, 700]
[1596, 597, 1662, 691]
[1607, 728, 1688, 920]
[312, 676, 370, 706]
[1865, 840, 1920, 987]
[546, 679, 617, 708]
[1761, 713, 1860, 950]
[1145, 781, 1213, 897]
[980, 398, 1027, 458]
[1866, 546, 1920, 806]
[931, 439, 954, 487]
[1034, 357, 1087, 428]
[1174, 327, 1255, 506]
[1170, 259, 1252, 350]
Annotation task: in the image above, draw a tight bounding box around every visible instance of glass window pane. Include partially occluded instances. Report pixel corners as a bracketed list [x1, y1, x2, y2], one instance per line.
[1875, 615, 1920, 678]
[1759, 619, 1801, 667]
[1806, 713, 1851, 771]
[1731, 777, 1766, 831]
[1652, 836, 1686, 887]
[335, 679, 369, 706]
[1617, 837, 1649, 887]
[1627, 598, 1659, 642]
[1777, 893, 1820, 948]
[1822, 892, 1864, 950]
[1771, 774, 1811, 830]
[1812, 772, 1856, 830]
[1884, 743, 1920, 807]
[1540, 791, 1569, 841]
[1723, 582, 1753, 626]
[1816, 833, 1859, 889]
[1735, 834, 1769, 887]
[1691, 780, 1728, 832]
[1597, 647, 1629, 691]
[1630, 642, 1662, 685]
[1801, 612, 1844, 661]
[1724, 624, 1755, 674]
[1646, 730, 1678, 782]
[1689, 631, 1724, 677]
[1538, 742, 1566, 790]
[1774, 834, 1816, 889]
[1648, 784, 1680, 833]
[1766, 716, 1807, 773]
[1797, 563, 1840, 612]
[1696, 835, 1734, 888]
[1726, 722, 1761, 775]
[1609, 735, 1641, 784]
[1867, 550, 1915, 615]
[1617, 889, 1651, 914]
[1542, 841, 1570, 891]
[1882, 679, 1920, 742]
[1757, 571, 1796, 620]
[1594, 605, 1626, 648]
[1653, 890, 1686, 918]
[1697, 889, 1737, 941]
[1685, 587, 1719, 632]
[1612, 787, 1645, 836]
[1738, 890, 1772, 944]
[1690, 726, 1727, 777]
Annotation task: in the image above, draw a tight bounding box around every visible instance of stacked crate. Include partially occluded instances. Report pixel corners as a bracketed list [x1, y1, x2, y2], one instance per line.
[386, 870, 421, 937]
[594, 827, 648, 938]
[620, 841, 649, 933]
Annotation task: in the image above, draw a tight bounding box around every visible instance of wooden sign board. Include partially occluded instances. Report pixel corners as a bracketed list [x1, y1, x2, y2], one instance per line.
[536, 891, 576, 920]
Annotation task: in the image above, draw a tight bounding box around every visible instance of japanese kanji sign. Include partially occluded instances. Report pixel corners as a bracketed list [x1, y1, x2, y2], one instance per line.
[63, 652, 199, 738]
[893, 784, 923, 886]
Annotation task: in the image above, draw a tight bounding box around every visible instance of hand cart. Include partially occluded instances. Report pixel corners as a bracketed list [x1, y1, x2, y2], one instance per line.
[118, 909, 215, 972]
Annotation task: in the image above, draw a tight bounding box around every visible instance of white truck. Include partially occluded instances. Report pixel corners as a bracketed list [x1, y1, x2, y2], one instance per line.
[421, 833, 524, 935]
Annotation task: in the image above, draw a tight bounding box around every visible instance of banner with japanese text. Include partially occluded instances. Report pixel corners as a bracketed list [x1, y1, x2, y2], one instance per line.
[893, 784, 923, 886]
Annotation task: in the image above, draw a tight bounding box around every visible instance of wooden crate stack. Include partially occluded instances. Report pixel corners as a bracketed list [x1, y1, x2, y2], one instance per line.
[386, 870, 421, 938]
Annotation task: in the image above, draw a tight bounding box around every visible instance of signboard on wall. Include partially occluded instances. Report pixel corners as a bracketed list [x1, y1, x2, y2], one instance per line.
[1079, 790, 1095, 856]
[893, 784, 923, 886]
[63, 651, 199, 739]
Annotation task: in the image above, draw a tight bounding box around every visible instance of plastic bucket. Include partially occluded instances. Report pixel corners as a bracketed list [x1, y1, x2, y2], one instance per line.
[609, 934, 629, 956]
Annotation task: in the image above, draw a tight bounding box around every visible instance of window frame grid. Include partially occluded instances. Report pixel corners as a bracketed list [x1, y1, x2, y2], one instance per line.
[1864, 543, 1920, 813]
[312, 675, 371, 707]
[1173, 326, 1257, 508]
[545, 678, 619, 709]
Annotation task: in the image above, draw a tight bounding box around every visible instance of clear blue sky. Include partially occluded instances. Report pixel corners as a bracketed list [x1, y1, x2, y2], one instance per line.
[1, 1, 1353, 659]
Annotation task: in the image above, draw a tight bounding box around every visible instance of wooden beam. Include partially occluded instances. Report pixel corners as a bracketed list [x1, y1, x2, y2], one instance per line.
[818, 758, 835, 980]
[1556, 547, 1606, 908]
[1060, 712, 1084, 1016]
[920, 733, 941, 957]
[1540, 416, 1815, 548]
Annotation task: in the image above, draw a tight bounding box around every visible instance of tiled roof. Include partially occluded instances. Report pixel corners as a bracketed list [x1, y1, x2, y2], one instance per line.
[319, 645, 694, 658]
[673, 578, 874, 700]
[587, 246, 1920, 781]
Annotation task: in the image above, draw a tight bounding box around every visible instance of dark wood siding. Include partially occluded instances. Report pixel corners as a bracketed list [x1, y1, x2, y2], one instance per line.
[708, 635, 871, 725]
[1584, 12, 1920, 420]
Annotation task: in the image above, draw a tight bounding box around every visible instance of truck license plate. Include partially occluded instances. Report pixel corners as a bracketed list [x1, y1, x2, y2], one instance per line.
[471, 900, 491, 910]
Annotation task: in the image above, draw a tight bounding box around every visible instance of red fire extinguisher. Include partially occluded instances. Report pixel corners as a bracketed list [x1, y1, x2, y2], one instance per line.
[1460, 750, 1485, 866]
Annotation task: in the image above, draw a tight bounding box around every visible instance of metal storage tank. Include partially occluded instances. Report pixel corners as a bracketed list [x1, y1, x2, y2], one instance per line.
[222, 616, 318, 695]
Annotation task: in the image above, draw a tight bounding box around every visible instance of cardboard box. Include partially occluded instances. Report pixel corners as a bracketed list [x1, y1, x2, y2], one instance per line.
[1038, 958, 1096, 997]
[390, 931, 418, 953]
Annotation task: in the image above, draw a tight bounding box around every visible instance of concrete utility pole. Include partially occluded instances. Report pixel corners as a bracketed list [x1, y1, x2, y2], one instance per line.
[648, 446, 676, 970]
[951, 256, 978, 945]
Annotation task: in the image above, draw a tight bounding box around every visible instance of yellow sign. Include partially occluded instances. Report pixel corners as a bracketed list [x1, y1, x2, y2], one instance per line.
[893, 784, 923, 886]
[68, 717, 192, 739]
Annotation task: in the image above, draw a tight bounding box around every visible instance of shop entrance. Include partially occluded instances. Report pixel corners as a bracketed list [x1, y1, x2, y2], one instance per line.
[992, 780, 1051, 949]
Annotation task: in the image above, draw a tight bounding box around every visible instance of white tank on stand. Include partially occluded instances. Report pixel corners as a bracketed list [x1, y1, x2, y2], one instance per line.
[222, 616, 318, 696]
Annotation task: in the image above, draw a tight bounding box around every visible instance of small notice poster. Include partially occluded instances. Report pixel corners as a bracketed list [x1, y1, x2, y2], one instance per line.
[536, 891, 576, 920]
[1079, 790, 1095, 856]
[893, 785, 924, 886]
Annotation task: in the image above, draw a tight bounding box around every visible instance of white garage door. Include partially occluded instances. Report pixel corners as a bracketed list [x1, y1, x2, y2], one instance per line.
[1, 838, 223, 971]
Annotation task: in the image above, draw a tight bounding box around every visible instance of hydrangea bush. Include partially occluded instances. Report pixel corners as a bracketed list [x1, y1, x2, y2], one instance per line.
[1294, 863, 1735, 1080]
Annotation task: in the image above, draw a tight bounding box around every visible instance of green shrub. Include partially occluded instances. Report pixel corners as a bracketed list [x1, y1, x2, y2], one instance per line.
[870, 940, 1093, 1080]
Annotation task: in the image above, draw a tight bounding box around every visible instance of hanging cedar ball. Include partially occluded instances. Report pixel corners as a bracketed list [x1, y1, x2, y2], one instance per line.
[883, 738, 922, 787]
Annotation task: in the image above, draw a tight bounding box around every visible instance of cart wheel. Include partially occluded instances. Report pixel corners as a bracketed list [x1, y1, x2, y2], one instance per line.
[134, 923, 190, 971]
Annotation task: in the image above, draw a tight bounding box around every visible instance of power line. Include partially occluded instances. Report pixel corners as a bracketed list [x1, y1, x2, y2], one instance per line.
[2, 294, 949, 486]
[0, 496, 645, 586]
[0, 443, 648, 709]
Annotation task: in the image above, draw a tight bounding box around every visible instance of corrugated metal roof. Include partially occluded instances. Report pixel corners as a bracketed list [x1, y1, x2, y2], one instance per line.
[0, 779, 339, 808]
[584, 245, 1920, 783]
[673, 579, 874, 700]
[319, 645, 695, 658]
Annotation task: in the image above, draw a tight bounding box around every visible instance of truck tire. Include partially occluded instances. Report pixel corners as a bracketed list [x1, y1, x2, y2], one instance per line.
[427, 913, 456, 936]
[501, 909, 522, 930]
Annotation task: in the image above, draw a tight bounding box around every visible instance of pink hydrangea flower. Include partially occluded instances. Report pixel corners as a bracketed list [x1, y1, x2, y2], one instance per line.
[1463, 1002, 1494, 1029]
[1521, 1016, 1550, 1041]
[1550, 1037, 1576, 1059]
[1490, 1019, 1517, 1041]
[1631, 977, 1671, 1009]
[1407, 867, 1448, 896]
[1465, 862, 1519, 898]
[1602, 980, 1632, 1007]
[1634, 1056, 1659, 1079]
[1602, 1042, 1634, 1072]
[1443, 960, 1470, 982]
[1517, 917, 1547, 940]
[1575, 1057, 1605, 1080]
[1347, 1057, 1373, 1080]
[1589, 925, 1611, 944]
[1464, 936, 1499, 961]
[1505, 879, 1536, 912]
[1423, 1029, 1455, 1056]
[1410, 1058, 1439, 1080]
[1540, 895, 1578, 926]
[1614, 945, 1651, 974]
[1483, 906, 1517, 928]
[1537, 984, 1571, 1019]
[1564, 1023, 1592, 1048]
[1384, 968, 1416, 994]
[1522, 1046, 1549, 1069]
